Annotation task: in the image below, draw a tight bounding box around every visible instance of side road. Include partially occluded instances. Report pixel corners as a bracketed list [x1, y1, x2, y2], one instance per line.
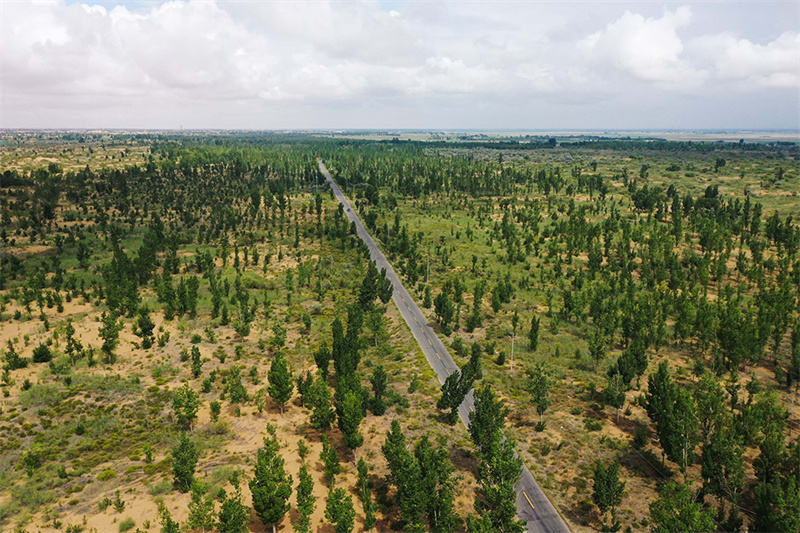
[318, 160, 570, 533]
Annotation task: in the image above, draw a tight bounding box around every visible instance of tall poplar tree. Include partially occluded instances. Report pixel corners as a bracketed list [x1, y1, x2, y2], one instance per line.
[294, 464, 315, 533]
[172, 432, 198, 493]
[250, 425, 293, 533]
[325, 487, 356, 533]
[267, 352, 293, 414]
[338, 390, 365, 460]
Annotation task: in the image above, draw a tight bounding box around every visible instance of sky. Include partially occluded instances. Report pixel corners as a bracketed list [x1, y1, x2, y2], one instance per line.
[1, 0, 798, 130]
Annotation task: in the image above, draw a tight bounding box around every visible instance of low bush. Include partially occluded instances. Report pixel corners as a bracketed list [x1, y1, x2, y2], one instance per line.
[118, 517, 135, 532]
[97, 469, 116, 481]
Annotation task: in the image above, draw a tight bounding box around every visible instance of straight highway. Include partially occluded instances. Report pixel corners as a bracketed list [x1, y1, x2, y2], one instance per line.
[318, 160, 570, 533]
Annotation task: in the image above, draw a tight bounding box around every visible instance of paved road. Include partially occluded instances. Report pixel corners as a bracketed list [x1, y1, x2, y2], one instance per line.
[318, 161, 570, 533]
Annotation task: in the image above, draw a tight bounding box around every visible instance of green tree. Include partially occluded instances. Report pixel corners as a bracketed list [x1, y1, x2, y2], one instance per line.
[434, 290, 456, 336]
[321, 433, 341, 487]
[216, 483, 250, 533]
[296, 370, 314, 407]
[381, 420, 410, 485]
[209, 400, 221, 422]
[358, 261, 379, 308]
[437, 371, 464, 425]
[752, 426, 799, 533]
[696, 374, 745, 512]
[649, 481, 715, 533]
[225, 365, 249, 403]
[191, 346, 203, 378]
[341, 305, 364, 375]
[135, 307, 155, 349]
[527, 362, 551, 427]
[414, 436, 461, 532]
[378, 267, 394, 304]
[357, 458, 377, 530]
[370, 365, 388, 416]
[461, 342, 483, 386]
[528, 316, 539, 351]
[365, 308, 386, 347]
[753, 473, 800, 533]
[475, 437, 525, 533]
[592, 461, 625, 516]
[380, 421, 427, 531]
[308, 375, 335, 431]
[4, 339, 28, 370]
[700, 422, 745, 514]
[172, 383, 200, 430]
[23, 447, 41, 476]
[589, 329, 606, 369]
[466, 281, 486, 332]
[468, 386, 524, 533]
[172, 432, 198, 493]
[294, 464, 315, 533]
[32, 343, 53, 363]
[250, 425, 293, 533]
[267, 352, 293, 414]
[314, 342, 331, 379]
[159, 502, 181, 533]
[468, 385, 508, 458]
[325, 487, 356, 533]
[331, 317, 347, 375]
[99, 310, 123, 364]
[338, 390, 365, 460]
[187, 481, 215, 533]
[646, 361, 700, 474]
[667, 388, 700, 476]
[603, 371, 627, 423]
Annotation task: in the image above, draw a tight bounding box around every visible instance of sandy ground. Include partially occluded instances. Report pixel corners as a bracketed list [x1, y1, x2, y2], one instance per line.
[0, 264, 479, 533]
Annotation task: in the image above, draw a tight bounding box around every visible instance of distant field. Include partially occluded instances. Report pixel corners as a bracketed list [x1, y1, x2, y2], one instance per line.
[316, 129, 800, 143]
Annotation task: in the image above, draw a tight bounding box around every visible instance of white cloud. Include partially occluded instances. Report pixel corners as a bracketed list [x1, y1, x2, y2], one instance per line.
[579, 6, 706, 85]
[0, 0, 797, 128]
[691, 31, 800, 88]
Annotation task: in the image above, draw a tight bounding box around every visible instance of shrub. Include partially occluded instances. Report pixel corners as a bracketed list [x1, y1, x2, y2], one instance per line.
[32, 344, 53, 363]
[202, 420, 230, 436]
[584, 418, 603, 432]
[112, 490, 125, 512]
[632, 424, 649, 450]
[118, 517, 135, 532]
[148, 479, 172, 496]
[157, 330, 170, 348]
[209, 400, 221, 421]
[97, 469, 116, 481]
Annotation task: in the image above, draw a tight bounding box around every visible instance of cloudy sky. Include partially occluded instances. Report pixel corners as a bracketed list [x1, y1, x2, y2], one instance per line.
[1, 0, 798, 130]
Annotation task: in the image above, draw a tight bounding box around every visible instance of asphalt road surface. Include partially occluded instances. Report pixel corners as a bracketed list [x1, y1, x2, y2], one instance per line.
[318, 160, 570, 533]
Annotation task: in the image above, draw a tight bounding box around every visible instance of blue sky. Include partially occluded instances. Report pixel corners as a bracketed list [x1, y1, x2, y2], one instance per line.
[2, 0, 798, 130]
